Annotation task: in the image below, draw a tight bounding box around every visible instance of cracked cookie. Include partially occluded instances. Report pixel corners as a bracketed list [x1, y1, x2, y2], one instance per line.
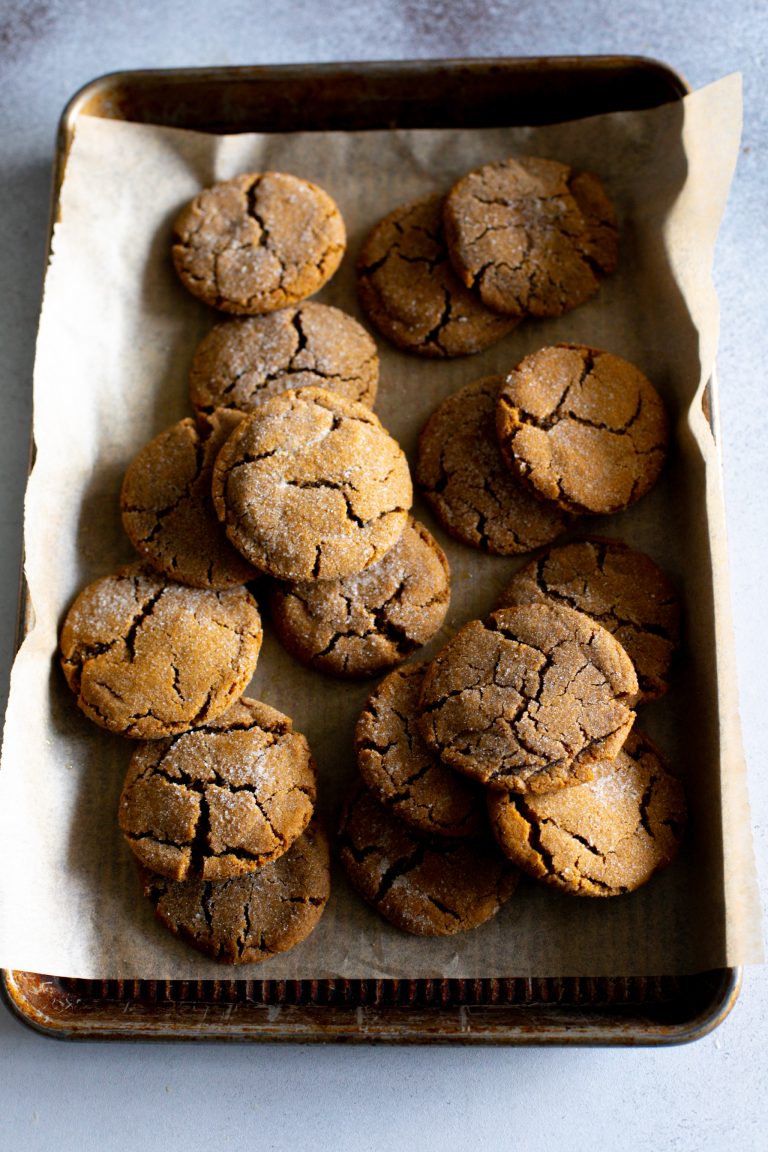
[415, 375, 569, 554]
[268, 516, 450, 678]
[338, 782, 517, 936]
[172, 171, 346, 315]
[59, 561, 263, 739]
[355, 662, 486, 839]
[419, 602, 638, 794]
[119, 697, 316, 881]
[496, 344, 669, 515]
[488, 730, 686, 896]
[211, 385, 412, 581]
[141, 819, 331, 962]
[356, 194, 517, 357]
[120, 411, 257, 589]
[495, 538, 681, 703]
[189, 303, 379, 419]
[442, 155, 618, 317]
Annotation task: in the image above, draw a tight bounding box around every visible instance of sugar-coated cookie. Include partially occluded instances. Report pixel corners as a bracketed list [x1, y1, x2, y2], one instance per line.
[488, 730, 686, 896]
[59, 561, 262, 739]
[496, 344, 669, 515]
[443, 155, 618, 317]
[211, 386, 412, 581]
[172, 172, 346, 314]
[119, 697, 316, 880]
[419, 603, 638, 794]
[141, 820, 331, 963]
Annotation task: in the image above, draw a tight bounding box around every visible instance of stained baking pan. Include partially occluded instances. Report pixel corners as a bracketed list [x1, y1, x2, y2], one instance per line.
[1, 57, 741, 1043]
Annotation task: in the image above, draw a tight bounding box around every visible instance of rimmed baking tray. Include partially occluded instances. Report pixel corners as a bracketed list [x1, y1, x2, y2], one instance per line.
[1, 56, 740, 1044]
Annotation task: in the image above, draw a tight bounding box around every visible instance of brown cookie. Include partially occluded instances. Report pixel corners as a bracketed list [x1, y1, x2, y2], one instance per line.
[496, 344, 669, 515]
[268, 516, 450, 678]
[172, 172, 346, 315]
[120, 411, 256, 589]
[415, 375, 569, 554]
[356, 194, 517, 357]
[211, 386, 412, 581]
[496, 538, 681, 703]
[337, 783, 517, 936]
[442, 156, 618, 317]
[355, 662, 486, 839]
[59, 561, 263, 739]
[119, 697, 317, 881]
[141, 820, 331, 963]
[189, 303, 379, 419]
[419, 603, 638, 794]
[488, 730, 686, 896]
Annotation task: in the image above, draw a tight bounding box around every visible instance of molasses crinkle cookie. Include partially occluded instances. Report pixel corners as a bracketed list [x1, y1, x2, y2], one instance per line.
[357, 194, 517, 357]
[141, 820, 331, 963]
[172, 171, 346, 315]
[59, 561, 262, 739]
[487, 730, 687, 896]
[211, 386, 412, 581]
[338, 783, 517, 936]
[189, 303, 379, 417]
[496, 344, 669, 515]
[119, 697, 317, 881]
[418, 602, 638, 794]
[495, 538, 681, 703]
[443, 155, 618, 318]
[120, 410, 256, 589]
[416, 375, 569, 554]
[269, 516, 450, 678]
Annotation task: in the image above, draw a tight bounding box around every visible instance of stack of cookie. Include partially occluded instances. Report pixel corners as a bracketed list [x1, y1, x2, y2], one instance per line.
[357, 155, 619, 358]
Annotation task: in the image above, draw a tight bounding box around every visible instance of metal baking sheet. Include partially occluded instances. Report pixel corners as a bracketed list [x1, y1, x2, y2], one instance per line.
[1, 56, 739, 1044]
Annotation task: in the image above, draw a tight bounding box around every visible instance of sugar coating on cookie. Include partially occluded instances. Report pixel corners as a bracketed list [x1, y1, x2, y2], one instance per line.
[443, 155, 618, 317]
[172, 171, 346, 315]
[269, 516, 450, 678]
[119, 697, 317, 881]
[355, 662, 486, 839]
[488, 730, 686, 896]
[496, 344, 669, 515]
[496, 538, 680, 703]
[211, 386, 413, 581]
[356, 194, 517, 357]
[120, 411, 256, 589]
[419, 602, 638, 794]
[416, 375, 569, 554]
[59, 561, 263, 739]
[141, 820, 331, 963]
[337, 783, 517, 936]
[189, 303, 379, 418]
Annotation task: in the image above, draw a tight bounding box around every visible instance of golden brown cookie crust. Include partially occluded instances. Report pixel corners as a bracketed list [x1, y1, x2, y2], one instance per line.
[496, 344, 669, 515]
[211, 386, 413, 581]
[488, 730, 686, 896]
[416, 375, 569, 554]
[337, 783, 517, 936]
[172, 172, 346, 315]
[59, 561, 263, 739]
[355, 662, 486, 839]
[141, 820, 331, 963]
[495, 538, 681, 703]
[269, 516, 450, 678]
[442, 156, 618, 317]
[119, 697, 317, 881]
[356, 194, 517, 357]
[418, 603, 638, 794]
[120, 412, 256, 589]
[189, 303, 379, 418]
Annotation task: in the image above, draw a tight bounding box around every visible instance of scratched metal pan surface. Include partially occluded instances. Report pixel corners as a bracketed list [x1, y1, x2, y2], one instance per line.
[1, 57, 739, 1044]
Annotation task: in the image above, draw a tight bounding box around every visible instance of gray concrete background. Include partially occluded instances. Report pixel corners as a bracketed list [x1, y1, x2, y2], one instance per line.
[0, 3, 766, 1149]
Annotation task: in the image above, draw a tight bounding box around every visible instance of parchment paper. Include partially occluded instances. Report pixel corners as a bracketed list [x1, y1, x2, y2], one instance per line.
[0, 73, 761, 979]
